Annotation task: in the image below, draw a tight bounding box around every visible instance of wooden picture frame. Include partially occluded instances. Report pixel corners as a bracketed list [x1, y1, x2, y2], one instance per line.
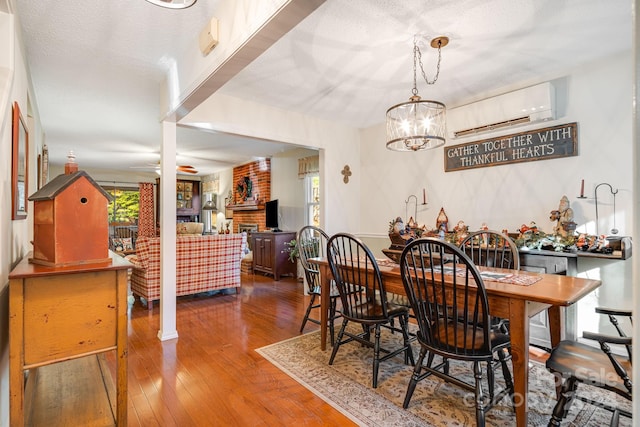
[41, 144, 49, 188]
[224, 197, 233, 219]
[12, 102, 28, 220]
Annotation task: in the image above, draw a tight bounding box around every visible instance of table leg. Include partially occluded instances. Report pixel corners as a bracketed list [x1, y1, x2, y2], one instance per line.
[508, 298, 529, 427]
[319, 264, 330, 351]
[9, 280, 25, 426]
[547, 305, 564, 346]
[116, 269, 128, 424]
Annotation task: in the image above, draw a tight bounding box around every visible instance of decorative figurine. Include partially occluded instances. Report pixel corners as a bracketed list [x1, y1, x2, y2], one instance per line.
[453, 220, 469, 245]
[549, 195, 577, 237]
[436, 207, 449, 233]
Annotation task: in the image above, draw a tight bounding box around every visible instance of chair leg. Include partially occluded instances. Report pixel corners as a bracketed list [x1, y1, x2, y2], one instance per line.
[363, 324, 371, 342]
[486, 360, 495, 401]
[399, 314, 415, 366]
[329, 320, 348, 365]
[372, 325, 382, 388]
[403, 347, 428, 409]
[497, 348, 514, 403]
[473, 361, 486, 427]
[299, 293, 317, 333]
[329, 297, 337, 346]
[548, 376, 578, 427]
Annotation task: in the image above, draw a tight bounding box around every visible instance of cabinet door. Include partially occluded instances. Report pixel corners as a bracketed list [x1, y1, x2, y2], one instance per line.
[519, 252, 577, 349]
[254, 236, 274, 273]
[261, 237, 274, 270]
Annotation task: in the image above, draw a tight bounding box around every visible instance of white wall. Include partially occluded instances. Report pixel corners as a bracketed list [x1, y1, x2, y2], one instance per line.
[271, 147, 317, 232]
[360, 52, 632, 243]
[359, 51, 633, 339]
[161, 0, 316, 119]
[0, 3, 45, 424]
[182, 93, 361, 235]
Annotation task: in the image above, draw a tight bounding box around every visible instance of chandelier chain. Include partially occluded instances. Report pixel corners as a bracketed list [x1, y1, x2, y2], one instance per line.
[411, 38, 442, 97]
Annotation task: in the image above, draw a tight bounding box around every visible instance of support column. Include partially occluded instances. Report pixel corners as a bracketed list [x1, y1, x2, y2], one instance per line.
[158, 120, 178, 341]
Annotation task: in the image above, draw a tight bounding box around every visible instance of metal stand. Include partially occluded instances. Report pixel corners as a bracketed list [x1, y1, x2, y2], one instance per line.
[594, 183, 618, 235]
[405, 195, 417, 223]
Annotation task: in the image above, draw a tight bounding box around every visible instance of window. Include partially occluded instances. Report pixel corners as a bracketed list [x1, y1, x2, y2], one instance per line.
[305, 175, 320, 227]
[104, 187, 140, 223]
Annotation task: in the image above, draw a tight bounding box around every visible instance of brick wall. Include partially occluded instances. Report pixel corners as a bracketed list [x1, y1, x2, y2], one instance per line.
[232, 159, 271, 233]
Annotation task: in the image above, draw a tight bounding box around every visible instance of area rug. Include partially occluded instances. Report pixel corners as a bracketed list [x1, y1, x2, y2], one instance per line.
[256, 328, 631, 426]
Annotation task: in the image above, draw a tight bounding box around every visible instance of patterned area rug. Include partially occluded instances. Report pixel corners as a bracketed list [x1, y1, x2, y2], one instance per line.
[256, 328, 631, 426]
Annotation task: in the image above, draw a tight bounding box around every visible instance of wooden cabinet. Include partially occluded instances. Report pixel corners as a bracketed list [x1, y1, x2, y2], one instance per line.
[252, 231, 297, 281]
[156, 178, 201, 222]
[519, 249, 577, 276]
[9, 253, 130, 425]
[519, 249, 579, 349]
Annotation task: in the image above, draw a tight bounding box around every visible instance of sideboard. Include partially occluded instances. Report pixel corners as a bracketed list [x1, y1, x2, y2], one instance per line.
[9, 252, 130, 425]
[519, 249, 578, 349]
[252, 231, 297, 280]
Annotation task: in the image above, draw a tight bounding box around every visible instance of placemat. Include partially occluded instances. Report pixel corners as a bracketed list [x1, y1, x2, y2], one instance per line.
[376, 259, 542, 286]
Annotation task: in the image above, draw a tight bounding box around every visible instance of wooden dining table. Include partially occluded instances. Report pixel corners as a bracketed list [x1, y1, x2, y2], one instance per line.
[310, 257, 601, 427]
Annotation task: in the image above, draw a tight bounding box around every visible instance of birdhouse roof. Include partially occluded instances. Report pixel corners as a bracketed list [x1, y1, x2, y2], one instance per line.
[28, 170, 114, 202]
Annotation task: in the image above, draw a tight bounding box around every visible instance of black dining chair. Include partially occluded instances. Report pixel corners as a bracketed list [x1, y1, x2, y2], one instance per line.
[459, 229, 520, 334]
[459, 229, 520, 270]
[545, 307, 632, 426]
[297, 225, 340, 345]
[326, 232, 414, 388]
[399, 238, 514, 426]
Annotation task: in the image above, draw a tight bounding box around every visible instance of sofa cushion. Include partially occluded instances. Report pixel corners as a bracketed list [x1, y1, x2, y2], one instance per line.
[176, 222, 204, 235]
[130, 233, 246, 302]
[112, 237, 134, 252]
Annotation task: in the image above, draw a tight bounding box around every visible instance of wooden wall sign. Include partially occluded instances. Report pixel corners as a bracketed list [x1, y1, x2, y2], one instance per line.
[444, 122, 577, 172]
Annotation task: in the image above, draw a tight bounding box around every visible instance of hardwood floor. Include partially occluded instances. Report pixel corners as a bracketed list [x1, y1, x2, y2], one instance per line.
[113, 274, 354, 426]
[31, 273, 550, 425]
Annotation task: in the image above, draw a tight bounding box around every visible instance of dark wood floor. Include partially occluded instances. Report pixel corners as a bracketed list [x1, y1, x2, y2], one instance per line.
[32, 273, 549, 426]
[114, 274, 354, 426]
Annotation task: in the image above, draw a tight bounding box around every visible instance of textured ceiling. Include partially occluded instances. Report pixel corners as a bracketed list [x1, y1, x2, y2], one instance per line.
[15, 0, 632, 176]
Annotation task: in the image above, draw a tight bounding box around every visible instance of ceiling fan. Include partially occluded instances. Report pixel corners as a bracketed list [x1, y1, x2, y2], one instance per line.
[131, 162, 198, 174]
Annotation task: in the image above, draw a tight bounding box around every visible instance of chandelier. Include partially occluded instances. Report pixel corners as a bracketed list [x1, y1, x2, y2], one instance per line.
[386, 36, 449, 152]
[144, 0, 197, 9]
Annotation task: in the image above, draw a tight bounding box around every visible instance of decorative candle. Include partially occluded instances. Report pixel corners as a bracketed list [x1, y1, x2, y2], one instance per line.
[423, 188, 427, 204]
[580, 179, 584, 197]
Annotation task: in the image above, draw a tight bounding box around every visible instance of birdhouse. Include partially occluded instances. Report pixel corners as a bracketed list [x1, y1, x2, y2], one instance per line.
[28, 170, 113, 266]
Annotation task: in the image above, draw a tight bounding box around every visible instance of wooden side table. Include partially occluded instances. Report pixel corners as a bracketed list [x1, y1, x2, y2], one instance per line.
[252, 231, 297, 280]
[9, 252, 131, 425]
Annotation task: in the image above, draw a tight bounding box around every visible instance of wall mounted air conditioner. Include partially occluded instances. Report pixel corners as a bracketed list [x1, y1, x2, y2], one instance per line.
[447, 82, 555, 138]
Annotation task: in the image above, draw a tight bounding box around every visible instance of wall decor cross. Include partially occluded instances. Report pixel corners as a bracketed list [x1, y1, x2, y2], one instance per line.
[341, 165, 352, 184]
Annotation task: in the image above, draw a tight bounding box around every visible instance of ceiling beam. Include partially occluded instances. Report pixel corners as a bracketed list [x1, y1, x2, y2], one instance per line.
[170, 0, 325, 122]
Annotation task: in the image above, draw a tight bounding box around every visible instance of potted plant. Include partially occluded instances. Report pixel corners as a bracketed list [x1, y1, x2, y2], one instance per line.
[283, 239, 298, 262]
[283, 239, 304, 280]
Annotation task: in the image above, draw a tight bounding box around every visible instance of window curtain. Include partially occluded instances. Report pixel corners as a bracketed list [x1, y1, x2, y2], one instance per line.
[138, 182, 156, 237]
[298, 155, 319, 179]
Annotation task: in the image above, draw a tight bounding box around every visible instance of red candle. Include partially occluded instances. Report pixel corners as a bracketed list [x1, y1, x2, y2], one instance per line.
[580, 179, 584, 197]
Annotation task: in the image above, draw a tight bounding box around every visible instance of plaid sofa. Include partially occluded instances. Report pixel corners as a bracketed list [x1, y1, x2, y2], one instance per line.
[129, 233, 246, 309]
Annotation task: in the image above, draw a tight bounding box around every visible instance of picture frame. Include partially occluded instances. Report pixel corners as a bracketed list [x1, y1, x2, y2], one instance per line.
[224, 197, 233, 219]
[12, 102, 28, 220]
[41, 144, 48, 188]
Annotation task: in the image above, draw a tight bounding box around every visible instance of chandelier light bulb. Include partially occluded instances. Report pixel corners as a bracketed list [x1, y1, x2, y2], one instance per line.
[386, 36, 449, 152]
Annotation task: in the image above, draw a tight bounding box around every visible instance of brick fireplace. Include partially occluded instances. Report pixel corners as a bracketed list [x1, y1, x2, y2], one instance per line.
[231, 159, 271, 232]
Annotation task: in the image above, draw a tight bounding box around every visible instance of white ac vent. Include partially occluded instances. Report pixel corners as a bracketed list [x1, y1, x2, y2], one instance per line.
[447, 82, 556, 138]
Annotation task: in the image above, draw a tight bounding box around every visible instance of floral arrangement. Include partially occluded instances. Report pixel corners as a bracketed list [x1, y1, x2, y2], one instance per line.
[514, 224, 577, 252]
[236, 176, 252, 201]
[283, 239, 298, 263]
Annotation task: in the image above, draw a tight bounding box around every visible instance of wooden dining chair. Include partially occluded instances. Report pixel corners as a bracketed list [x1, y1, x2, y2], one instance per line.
[327, 232, 414, 388]
[546, 307, 632, 426]
[297, 225, 340, 345]
[459, 229, 520, 270]
[459, 229, 520, 334]
[399, 238, 514, 426]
